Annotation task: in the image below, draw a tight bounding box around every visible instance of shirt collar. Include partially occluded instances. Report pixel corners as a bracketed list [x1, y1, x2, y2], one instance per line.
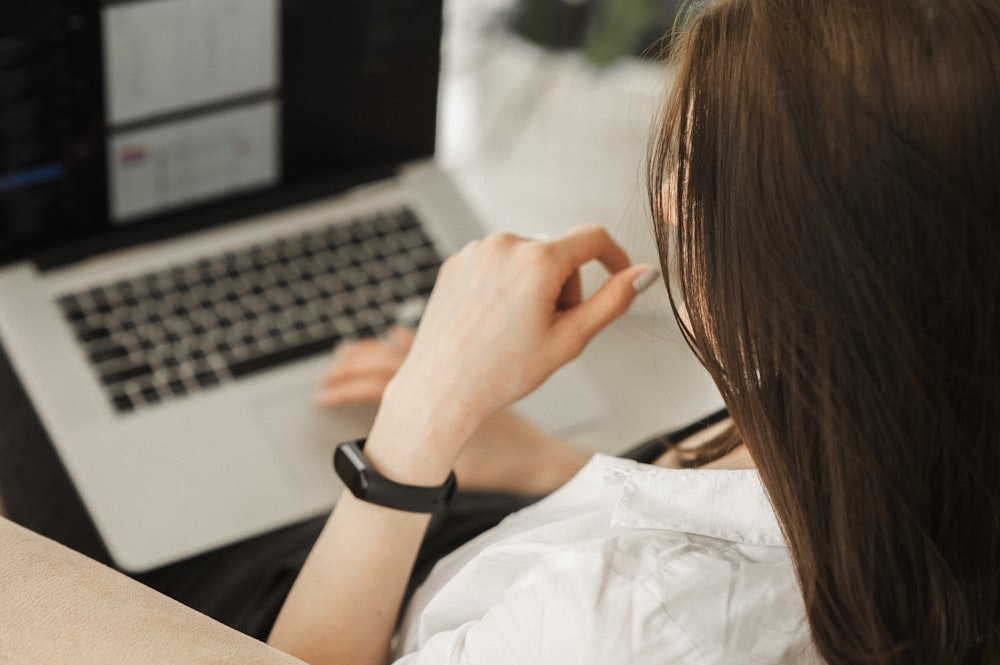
[602, 455, 786, 547]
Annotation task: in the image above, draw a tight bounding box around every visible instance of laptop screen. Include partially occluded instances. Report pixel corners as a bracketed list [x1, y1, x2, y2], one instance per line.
[0, 0, 442, 267]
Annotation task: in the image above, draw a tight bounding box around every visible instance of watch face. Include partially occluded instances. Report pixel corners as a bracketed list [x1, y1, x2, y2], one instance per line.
[334, 443, 369, 494]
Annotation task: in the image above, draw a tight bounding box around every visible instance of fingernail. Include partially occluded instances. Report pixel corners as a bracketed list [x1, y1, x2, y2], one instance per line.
[632, 267, 661, 294]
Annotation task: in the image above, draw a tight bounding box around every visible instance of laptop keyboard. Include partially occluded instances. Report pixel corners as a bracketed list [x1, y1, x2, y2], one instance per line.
[57, 206, 442, 414]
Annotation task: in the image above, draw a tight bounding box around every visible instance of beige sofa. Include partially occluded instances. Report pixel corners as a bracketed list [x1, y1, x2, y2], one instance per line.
[0, 518, 304, 664]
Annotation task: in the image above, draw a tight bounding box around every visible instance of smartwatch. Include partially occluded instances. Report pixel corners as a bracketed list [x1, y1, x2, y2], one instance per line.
[333, 439, 457, 513]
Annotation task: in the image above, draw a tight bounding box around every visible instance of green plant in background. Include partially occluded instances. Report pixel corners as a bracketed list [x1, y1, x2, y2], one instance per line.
[583, 0, 675, 66]
[514, 0, 681, 67]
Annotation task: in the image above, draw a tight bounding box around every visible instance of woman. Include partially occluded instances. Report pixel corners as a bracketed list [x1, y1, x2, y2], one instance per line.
[269, 1, 999, 664]
[648, 1, 1000, 662]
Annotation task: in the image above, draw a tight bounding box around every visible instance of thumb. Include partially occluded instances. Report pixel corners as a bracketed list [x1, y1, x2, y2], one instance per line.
[552, 264, 660, 351]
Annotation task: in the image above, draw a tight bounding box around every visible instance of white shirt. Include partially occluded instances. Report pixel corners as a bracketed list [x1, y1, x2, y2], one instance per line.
[392, 454, 824, 665]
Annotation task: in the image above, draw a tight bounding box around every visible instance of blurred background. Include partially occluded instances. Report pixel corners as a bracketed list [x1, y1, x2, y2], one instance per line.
[439, 0, 681, 312]
[437, 0, 723, 450]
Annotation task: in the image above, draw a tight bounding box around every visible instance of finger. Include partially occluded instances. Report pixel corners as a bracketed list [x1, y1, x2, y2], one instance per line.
[323, 357, 401, 386]
[331, 338, 379, 364]
[335, 336, 397, 357]
[323, 348, 407, 386]
[316, 375, 392, 407]
[551, 264, 659, 352]
[328, 336, 408, 371]
[331, 326, 412, 362]
[387, 325, 416, 348]
[551, 224, 632, 275]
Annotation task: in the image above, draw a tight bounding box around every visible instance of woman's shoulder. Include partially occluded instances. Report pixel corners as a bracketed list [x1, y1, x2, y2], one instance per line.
[516, 458, 820, 662]
[400, 458, 821, 665]
[396, 531, 821, 665]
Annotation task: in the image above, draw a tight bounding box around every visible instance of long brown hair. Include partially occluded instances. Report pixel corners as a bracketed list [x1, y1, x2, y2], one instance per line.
[649, 1, 1000, 663]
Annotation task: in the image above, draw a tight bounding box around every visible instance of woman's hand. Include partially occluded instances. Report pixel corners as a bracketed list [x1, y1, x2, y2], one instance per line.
[317, 326, 415, 407]
[374, 224, 657, 460]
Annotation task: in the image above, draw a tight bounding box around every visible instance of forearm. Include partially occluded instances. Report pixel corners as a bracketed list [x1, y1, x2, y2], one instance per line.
[267, 397, 468, 665]
[266, 494, 430, 665]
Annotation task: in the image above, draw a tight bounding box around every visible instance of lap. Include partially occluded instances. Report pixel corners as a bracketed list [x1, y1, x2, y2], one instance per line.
[2, 342, 726, 641]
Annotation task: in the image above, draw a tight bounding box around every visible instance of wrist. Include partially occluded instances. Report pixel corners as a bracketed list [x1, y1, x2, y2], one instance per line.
[361, 383, 476, 488]
[383, 361, 496, 436]
[334, 439, 457, 513]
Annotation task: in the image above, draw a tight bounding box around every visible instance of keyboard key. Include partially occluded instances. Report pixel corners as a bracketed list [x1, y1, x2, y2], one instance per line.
[89, 345, 129, 363]
[195, 370, 220, 387]
[141, 386, 162, 404]
[101, 363, 154, 386]
[227, 333, 342, 378]
[78, 326, 112, 342]
[112, 394, 135, 412]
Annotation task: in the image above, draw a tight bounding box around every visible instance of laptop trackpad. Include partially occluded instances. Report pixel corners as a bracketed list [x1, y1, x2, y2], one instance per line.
[253, 361, 604, 491]
[253, 390, 376, 490]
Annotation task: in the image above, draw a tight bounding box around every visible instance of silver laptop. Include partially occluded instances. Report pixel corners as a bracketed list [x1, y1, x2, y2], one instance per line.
[0, 0, 602, 571]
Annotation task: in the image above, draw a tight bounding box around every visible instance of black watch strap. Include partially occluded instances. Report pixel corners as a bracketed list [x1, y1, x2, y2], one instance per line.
[333, 439, 457, 513]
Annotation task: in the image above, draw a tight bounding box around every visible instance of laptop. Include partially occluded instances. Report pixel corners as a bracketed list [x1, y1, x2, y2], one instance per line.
[0, 0, 603, 572]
